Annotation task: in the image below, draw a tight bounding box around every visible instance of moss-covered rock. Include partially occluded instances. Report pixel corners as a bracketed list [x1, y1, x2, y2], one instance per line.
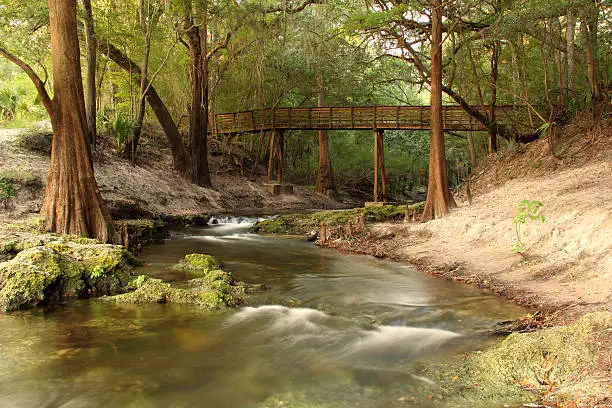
[108, 277, 228, 310]
[0, 247, 82, 312]
[250, 204, 421, 235]
[117, 219, 170, 251]
[0, 240, 137, 312]
[175, 253, 223, 277]
[439, 312, 612, 405]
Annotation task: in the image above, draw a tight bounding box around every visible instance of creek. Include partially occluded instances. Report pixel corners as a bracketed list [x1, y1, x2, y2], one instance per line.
[0, 218, 525, 407]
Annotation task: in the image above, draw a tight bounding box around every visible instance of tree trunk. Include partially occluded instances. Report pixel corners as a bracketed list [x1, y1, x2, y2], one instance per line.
[422, 0, 454, 221]
[584, 2, 601, 101]
[184, 9, 212, 187]
[127, 9, 151, 164]
[82, 0, 97, 147]
[101, 41, 191, 177]
[566, 8, 576, 94]
[467, 129, 477, 168]
[42, 0, 115, 243]
[488, 40, 500, 154]
[315, 76, 334, 197]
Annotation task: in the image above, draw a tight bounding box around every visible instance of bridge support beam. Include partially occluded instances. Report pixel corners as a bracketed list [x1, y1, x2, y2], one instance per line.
[373, 129, 387, 202]
[267, 129, 284, 183]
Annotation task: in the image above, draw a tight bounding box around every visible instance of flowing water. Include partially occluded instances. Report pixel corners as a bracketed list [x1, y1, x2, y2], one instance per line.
[0, 218, 526, 407]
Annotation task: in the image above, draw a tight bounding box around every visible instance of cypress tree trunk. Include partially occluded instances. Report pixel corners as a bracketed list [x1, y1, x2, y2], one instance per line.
[421, 0, 454, 221]
[82, 0, 97, 147]
[184, 8, 212, 187]
[488, 40, 500, 154]
[42, 0, 115, 243]
[315, 76, 334, 197]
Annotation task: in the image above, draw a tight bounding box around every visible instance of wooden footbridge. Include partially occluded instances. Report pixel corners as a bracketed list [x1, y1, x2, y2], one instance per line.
[213, 105, 517, 201]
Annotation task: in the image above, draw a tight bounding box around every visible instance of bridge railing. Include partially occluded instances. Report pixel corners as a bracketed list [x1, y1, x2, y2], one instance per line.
[214, 105, 518, 134]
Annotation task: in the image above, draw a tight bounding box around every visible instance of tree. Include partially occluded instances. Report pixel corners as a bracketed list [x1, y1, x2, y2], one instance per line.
[315, 76, 334, 197]
[82, 0, 97, 147]
[33, 0, 114, 241]
[0, 0, 115, 241]
[183, 1, 212, 187]
[125, 0, 163, 164]
[421, 0, 455, 221]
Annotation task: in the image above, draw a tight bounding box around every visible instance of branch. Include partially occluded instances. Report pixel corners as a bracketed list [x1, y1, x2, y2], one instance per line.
[262, 0, 325, 14]
[206, 25, 239, 62]
[0, 46, 53, 115]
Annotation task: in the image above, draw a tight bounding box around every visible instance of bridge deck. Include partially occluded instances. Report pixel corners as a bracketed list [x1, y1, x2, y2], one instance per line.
[214, 105, 515, 134]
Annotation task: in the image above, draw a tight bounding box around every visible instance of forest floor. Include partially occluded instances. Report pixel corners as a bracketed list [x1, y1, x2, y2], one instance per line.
[0, 122, 342, 224]
[323, 117, 612, 322]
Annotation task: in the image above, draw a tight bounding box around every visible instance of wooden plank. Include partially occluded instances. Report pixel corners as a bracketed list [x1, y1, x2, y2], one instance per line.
[213, 105, 518, 134]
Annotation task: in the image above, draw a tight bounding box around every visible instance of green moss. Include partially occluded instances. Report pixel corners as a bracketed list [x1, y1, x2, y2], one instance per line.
[440, 312, 612, 405]
[250, 204, 419, 235]
[0, 247, 85, 312]
[108, 277, 227, 310]
[0, 239, 20, 257]
[0, 240, 137, 312]
[175, 253, 223, 277]
[250, 218, 295, 234]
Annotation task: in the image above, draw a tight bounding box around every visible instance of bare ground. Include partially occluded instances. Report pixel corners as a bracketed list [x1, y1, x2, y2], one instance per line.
[0, 122, 342, 223]
[325, 120, 612, 319]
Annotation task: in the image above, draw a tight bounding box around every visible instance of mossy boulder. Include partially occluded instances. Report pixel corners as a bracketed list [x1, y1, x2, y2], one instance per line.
[0, 247, 83, 312]
[0, 241, 137, 312]
[108, 277, 230, 310]
[175, 253, 223, 277]
[440, 312, 612, 405]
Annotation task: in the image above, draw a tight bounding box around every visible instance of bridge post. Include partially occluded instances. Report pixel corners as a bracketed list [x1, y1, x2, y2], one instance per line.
[373, 129, 387, 202]
[267, 129, 284, 183]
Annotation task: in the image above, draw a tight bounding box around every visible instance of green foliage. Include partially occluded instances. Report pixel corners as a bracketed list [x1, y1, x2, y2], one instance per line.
[0, 87, 19, 120]
[90, 265, 106, 280]
[0, 177, 16, 199]
[110, 113, 136, 154]
[512, 200, 546, 253]
[0, 177, 16, 208]
[130, 274, 148, 288]
[0, 62, 48, 127]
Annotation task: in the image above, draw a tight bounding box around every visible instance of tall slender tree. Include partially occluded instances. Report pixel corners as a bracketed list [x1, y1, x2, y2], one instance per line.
[421, 0, 454, 221]
[315, 74, 334, 197]
[82, 0, 97, 146]
[183, 1, 212, 187]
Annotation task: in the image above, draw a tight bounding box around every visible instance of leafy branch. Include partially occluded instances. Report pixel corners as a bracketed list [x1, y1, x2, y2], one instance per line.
[512, 200, 546, 254]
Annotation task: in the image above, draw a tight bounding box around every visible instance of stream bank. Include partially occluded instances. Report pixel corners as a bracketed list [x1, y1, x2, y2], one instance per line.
[246, 133, 612, 406]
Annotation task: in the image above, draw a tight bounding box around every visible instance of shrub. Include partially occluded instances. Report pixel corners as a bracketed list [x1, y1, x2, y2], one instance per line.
[0, 177, 16, 209]
[512, 200, 546, 253]
[111, 113, 136, 154]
